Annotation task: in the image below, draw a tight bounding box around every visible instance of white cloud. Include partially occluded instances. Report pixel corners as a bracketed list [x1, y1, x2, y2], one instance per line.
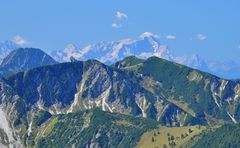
[112, 23, 122, 28]
[112, 11, 128, 29]
[166, 35, 176, 40]
[116, 11, 128, 20]
[13, 35, 29, 45]
[197, 33, 207, 41]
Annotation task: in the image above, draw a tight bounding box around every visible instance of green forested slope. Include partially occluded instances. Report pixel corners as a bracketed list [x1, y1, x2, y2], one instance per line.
[35, 109, 158, 148]
[193, 124, 240, 148]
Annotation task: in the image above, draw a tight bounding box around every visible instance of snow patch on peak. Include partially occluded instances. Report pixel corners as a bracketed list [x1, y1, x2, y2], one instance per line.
[80, 45, 93, 55]
[139, 32, 159, 39]
[139, 45, 172, 61]
[153, 45, 172, 60]
[62, 44, 82, 62]
[99, 39, 134, 63]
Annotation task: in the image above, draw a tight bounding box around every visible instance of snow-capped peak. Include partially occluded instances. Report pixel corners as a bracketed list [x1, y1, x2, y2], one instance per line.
[153, 45, 172, 60]
[99, 39, 135, 63]
[174, 54, 205, 68]
[52, 32, 166, 63]
[49, 32, 240, 79]
[139, 32, 159, 40]
[62, 44, 83, 61]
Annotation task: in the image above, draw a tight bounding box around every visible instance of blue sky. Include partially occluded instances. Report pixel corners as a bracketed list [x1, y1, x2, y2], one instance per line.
[0, 0, 240, 63]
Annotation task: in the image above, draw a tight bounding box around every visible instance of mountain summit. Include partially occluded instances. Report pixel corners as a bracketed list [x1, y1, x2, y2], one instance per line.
[51, 32, 171, 64]
[0, 48, 57, 78]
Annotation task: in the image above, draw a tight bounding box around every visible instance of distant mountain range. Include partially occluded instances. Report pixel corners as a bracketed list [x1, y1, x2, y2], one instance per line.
[50, 32, 240, 79]
[1, 33, 240, 79]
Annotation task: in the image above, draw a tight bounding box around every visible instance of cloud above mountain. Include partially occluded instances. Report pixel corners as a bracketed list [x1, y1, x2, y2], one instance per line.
[13, 35, 29, 45]
[112, 11, 128, 29]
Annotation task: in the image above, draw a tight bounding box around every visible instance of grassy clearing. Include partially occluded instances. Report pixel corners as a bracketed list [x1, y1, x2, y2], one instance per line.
[114, 120, 135, 127]
[187, 71, 203, 83]
[35, 117, 59, 141]
[122, 63, 143, 70]
[138, 125, 206, 148]
[168, 98, 196, 117]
